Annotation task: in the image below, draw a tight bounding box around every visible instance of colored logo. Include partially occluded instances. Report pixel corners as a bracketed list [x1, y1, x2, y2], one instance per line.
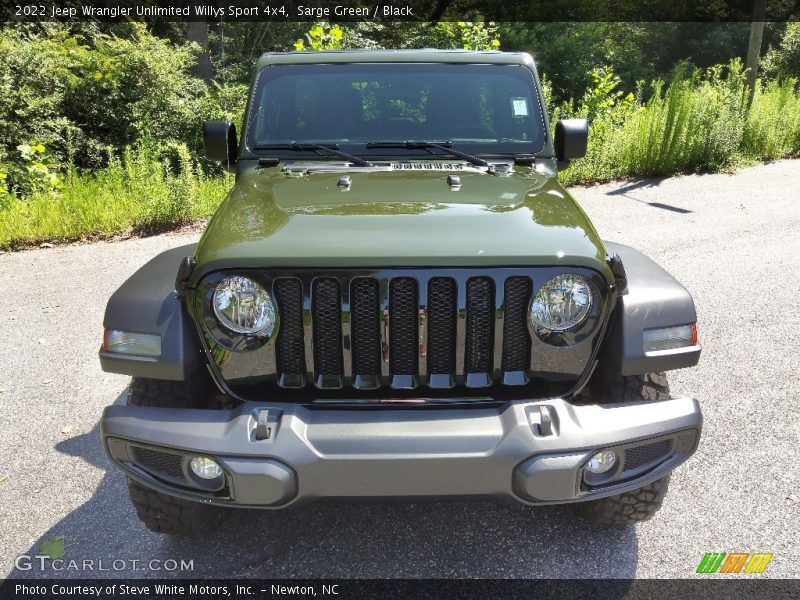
[696, 552, 773, 574]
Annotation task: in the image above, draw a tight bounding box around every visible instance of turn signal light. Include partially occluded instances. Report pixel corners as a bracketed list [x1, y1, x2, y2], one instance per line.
[643, 323, 697, 352]
[103, 329, 161, 357]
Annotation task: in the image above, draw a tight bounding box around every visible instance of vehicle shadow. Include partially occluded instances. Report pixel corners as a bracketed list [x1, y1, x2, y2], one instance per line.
[605, 177, 692, 214]
[605, 178, 668, 196]
[7, 390, 639, 581]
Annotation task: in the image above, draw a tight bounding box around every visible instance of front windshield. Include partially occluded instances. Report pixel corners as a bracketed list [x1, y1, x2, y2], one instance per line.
[245, 63, 546, 158]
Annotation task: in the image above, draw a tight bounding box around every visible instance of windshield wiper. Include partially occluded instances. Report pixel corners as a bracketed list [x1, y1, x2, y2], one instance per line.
[254, 143, 373, 167]
[365, 141, 489, 168]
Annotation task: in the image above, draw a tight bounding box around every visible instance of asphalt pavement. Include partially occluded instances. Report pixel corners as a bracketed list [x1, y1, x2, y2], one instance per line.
[0, 160, 798, 579]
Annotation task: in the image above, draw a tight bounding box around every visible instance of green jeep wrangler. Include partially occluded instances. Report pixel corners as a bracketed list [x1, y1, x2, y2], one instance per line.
[99, 50, 702, 535]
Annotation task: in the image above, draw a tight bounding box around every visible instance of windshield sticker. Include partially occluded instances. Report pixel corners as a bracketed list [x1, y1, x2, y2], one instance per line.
[511, 98, 529, 117]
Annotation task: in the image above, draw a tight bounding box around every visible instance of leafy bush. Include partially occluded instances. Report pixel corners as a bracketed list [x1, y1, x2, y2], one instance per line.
[762, 23, 800, 80]
[455, 21, 501, 51]
[558, 60, 800, 185]
[294, 22, 344, 51]
[1, 143, 62, 199]
[741, 77, 800, 160]
[0, 24, 227, 171]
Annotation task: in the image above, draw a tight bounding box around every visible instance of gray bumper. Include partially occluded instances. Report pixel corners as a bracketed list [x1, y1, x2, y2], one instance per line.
[101, 397, 701, 508]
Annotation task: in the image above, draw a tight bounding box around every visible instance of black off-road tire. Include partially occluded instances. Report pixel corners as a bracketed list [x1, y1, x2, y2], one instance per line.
[127, 375, 227, 409]
[574, 371, 672, 526]
[126, 377, 225, 535]
[574, 474, 672, 526]
[127, 479, 224, 535]
[586, 371, 671, 404]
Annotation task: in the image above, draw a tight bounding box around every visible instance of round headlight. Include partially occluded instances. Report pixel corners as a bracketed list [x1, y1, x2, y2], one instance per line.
[213, 276, 276, 336]
[531, 274, 593, 332]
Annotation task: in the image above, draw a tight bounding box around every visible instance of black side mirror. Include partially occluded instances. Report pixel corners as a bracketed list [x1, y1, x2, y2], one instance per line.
[202, 120, 238, 168]
[554, 119, 588, 167]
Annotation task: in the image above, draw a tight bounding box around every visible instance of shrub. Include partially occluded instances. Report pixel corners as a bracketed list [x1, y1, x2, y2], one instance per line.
[557, 59, 800, 185]
[743, 78, 800, 159]
[762, 23, 800, 80]
[0, 24, 225, 170]
[1, 143, 62, 199]
[0, 144, 231, 248]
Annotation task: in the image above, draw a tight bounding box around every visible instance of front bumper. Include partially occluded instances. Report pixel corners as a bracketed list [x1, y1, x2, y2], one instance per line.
[101, 397, 701, 508]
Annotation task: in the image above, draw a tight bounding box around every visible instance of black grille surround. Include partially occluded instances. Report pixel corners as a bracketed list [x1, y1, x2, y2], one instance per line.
[195, 267, 611, 403]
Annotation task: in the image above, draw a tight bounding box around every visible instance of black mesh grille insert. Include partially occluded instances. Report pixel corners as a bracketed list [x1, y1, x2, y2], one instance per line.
[465, 277, 494, 373]
[427, 277, 457, 374]
[351, 277, 381, 377]
[624, 440, 671, 471]
[502, 277, 532, 371]
[312, 278, 343, 375]
[274, 278, 306, 376]
[134, 447, 183, 479]
[389, 278, 418, 375]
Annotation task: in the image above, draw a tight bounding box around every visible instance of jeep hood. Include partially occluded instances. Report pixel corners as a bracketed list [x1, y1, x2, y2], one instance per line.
[192, 165, 609, 280]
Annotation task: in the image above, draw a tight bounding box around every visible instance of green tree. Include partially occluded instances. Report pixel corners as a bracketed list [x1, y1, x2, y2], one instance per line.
[293, 22, 344, 51]
[501, 22, 754, 103]
[0, 24, 228, 169]
[762, 23, 800, 79]
[455, 21, 501, 51]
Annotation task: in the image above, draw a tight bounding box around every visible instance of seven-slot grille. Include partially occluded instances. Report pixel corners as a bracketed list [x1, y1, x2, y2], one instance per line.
[273, 273, 534, 391]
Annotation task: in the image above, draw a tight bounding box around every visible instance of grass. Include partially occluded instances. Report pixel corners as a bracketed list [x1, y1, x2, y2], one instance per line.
[2, 60, 800, 250]
[0, 146, 231, 249]
[558, 61, 800, 186]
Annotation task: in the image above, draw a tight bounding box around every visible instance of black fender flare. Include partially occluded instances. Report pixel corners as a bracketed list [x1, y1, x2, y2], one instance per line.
[99, 244, 201, 381]
[604, 242, 701, 375]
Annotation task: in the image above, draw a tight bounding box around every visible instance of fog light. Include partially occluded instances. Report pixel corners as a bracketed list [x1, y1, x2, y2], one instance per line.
[189, 456, 222, 480]
[587, 450, 617, 474]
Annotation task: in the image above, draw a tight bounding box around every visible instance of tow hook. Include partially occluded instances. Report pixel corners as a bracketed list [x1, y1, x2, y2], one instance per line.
[256, 409, 271, 440]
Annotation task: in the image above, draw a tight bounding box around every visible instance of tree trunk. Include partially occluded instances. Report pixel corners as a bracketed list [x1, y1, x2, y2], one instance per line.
[187, 21, 213, 82]
[745, 0, 767, 108]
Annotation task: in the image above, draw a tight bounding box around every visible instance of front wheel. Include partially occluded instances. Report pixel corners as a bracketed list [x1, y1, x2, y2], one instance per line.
[574, 371, 673, 525]
[573, 475, 671, 526]
[125, 377, 225, 535]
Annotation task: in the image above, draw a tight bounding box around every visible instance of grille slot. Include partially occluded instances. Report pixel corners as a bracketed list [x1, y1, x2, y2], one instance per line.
[389, 278, 419, 381]
[427, 277, 457, 376]
[502, 277, 533, 372]
[274, 278, 306, 383]
[134, 447, 183, 479]
[351, 277, 381, 383]
[312, 278, 344, 382]
[623, 440, 672, 471]
[465, 277, 495, 375]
